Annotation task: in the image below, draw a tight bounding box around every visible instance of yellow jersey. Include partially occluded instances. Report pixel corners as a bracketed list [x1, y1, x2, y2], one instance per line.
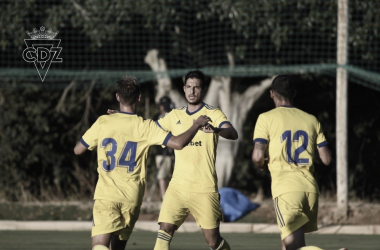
[156, 103, 230, 193]
[81, 112, 172, 205]
[253, 106, 328, 198]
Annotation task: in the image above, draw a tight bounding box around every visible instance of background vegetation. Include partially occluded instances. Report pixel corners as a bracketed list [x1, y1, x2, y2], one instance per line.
[1, 0, 379, 201]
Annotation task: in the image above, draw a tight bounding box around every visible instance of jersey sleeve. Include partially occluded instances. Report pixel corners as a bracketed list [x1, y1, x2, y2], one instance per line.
[145, 119, 173, 146]
[316, 121, 328, 148]
[212, 109, 231, 128]
[253, 114, 269, 144]
[81, 118, 100, 151]
[155, 110, 173, 132]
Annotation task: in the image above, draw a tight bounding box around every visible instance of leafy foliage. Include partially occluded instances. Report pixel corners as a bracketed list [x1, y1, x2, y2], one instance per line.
[0, 0, 380, 200]
[0, 84, 116, 201]
[1, 0, 379, 71]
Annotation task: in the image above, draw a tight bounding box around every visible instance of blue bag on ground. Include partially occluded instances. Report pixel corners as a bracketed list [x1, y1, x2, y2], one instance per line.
[219, 187, 260, 222]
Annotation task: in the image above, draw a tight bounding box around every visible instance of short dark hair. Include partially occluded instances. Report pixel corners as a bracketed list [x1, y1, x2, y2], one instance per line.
[159, 96, 174, 112]
[271, 75, 296, 100]
[117, 76, 140, 105]
[184, 70, 206, 89]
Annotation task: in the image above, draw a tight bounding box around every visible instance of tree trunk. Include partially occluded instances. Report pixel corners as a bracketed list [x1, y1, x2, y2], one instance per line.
[144, 49, 186, 107]
[210, 78, 272, 187]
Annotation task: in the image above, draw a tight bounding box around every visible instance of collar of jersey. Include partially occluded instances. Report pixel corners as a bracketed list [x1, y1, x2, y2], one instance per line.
[186, 102, 206, 115]
[119, 111, 136, 115]
[280, 105, 294, 108]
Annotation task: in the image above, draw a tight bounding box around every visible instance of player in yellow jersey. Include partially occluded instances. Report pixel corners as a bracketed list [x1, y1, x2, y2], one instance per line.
[252, 75, 332, 250]
[73, 76, 212, 250]
[153, 70, 238, 250]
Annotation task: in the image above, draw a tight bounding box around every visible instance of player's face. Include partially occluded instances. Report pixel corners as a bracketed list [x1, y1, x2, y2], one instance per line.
[183, 78, 203, 105]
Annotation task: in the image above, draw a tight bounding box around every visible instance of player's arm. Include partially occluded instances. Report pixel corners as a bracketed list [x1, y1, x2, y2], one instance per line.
[201, 122, 238, 140]
[315, 120, 332, 166]
[252, 114, 269, 170]
[317, 145, 332, 166]
[74, 119, 100, 155]
[74, 140, 87, 155]
[200, 109, 238, 139]
[252, 142, 269, 170]
[166, 115, 212, 150]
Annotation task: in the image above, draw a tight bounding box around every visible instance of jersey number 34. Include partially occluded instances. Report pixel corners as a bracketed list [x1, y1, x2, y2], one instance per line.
[101, 138, 137, 172]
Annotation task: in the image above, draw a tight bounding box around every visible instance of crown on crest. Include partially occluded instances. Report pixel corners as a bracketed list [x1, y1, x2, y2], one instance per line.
[26, 26, 59, 39]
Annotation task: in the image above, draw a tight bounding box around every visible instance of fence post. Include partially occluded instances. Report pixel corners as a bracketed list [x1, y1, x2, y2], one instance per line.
[336, 0, 349, 220]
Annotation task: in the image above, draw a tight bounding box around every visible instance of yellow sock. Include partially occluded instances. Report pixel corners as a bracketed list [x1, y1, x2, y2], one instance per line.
[92, 245, 109, 250]
[210, 238, 231, 250]
[153, 230, 172, 250]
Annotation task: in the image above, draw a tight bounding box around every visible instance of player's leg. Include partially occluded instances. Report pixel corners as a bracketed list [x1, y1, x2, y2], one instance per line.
[275, 192, 316, 250]
[110, 203, 141, 250]
[154, 188, 188, 250]
[188, 192, 230, 250]
[92, 200, 126, 250]
[156, 155, 171, 199]
[109, 235, 127, 250]
[92, 233, 113, 250]
[285, 193, 320, 250]
[202, 227, 230, 250]
[153, 222, 177, 250]
[284, 193, 319, 250]
[92, 234, 127, 250]
[158, 222, 177, 236]
[282, 226, 305, 250]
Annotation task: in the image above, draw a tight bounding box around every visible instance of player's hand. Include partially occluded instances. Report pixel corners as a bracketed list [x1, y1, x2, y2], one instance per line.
[193, 115, 212, 128]
[260, 158, 269, 171]
[107, 109, 119, 114]
[199, 123, 216, 133]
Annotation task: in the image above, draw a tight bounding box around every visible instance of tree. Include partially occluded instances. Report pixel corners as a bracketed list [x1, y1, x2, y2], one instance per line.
[1, 0, 380, 200]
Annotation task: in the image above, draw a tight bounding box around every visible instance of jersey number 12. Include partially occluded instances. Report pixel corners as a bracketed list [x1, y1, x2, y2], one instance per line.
[281, 130, 309, 164]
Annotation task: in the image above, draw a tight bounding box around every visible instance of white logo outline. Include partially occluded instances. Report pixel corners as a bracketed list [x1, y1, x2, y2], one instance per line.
[22, 26, 63, 82]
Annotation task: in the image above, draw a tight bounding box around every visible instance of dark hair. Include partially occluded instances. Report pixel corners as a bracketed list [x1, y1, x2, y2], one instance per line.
[184, 70, 206, 89]
[159, 96, 174, 112]
[271, 75, 296, 100]
[117, 76, 140, 105]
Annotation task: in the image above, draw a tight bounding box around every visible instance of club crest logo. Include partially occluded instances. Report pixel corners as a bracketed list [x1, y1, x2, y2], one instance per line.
[22, 26, 63, 82]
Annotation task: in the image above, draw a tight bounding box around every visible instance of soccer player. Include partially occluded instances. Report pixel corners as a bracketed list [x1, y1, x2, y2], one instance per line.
[251, 75, 332, 250]
[154, 96, 175, 199]
[73, 76, 212, 250]
[153, 70, 238, 250]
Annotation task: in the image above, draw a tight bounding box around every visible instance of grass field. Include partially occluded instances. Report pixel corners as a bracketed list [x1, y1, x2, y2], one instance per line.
[0, 231, 378, 250]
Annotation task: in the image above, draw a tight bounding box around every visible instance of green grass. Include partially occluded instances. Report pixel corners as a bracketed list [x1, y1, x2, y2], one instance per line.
[0, 231, 378, 250]
[0, 203, 92, 221]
